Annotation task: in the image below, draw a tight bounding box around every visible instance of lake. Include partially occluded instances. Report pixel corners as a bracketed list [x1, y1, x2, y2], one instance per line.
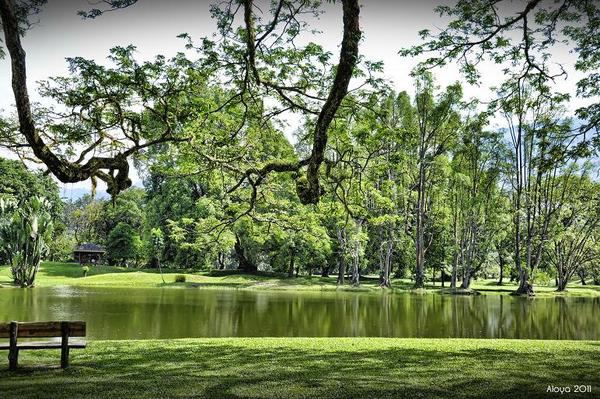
[1, 287, 598, 340]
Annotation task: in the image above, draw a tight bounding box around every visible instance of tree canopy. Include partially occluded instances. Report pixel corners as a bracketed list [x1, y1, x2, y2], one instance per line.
[1, 0, 600, 294]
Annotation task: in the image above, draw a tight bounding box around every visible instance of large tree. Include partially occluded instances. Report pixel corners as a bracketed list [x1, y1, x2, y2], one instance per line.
[106, 221, 142, 266]
[546, 171, 600, 291]
[495, 78, 574, 295]
[449, 115, 506, 290]
[0, 0, 361, 205]
[412, 73, 462, 289]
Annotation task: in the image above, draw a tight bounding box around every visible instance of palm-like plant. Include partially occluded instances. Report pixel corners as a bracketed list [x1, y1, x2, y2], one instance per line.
[0, 197, 53, 287]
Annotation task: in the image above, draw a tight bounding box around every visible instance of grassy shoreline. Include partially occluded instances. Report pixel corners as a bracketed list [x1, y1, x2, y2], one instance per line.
[1, 262, 599, 297]
[2, 265, 599, 398]
[0, 338, 598, 398]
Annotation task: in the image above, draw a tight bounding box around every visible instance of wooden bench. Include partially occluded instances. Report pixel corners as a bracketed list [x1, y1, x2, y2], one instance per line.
[0, 321, 86, 370]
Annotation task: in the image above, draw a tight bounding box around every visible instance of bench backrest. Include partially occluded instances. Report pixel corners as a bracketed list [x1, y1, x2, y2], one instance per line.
[0, 321, 86, 338]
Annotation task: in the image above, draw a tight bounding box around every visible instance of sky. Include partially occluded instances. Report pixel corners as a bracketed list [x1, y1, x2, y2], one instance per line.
[0, 0, 586, 198]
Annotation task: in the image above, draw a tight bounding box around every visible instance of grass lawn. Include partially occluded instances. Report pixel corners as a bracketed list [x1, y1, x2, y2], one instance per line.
[1, 262, 599, 297]
[0, 338, 598, 398]
[1, 266, 598, 397]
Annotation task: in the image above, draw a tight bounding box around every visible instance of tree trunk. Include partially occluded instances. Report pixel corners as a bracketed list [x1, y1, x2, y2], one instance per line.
[380, 236, 393, 288]
[217, 252, 226, 270]
[351, 257, 360, 287]
[337, 258, 345, 285]
[578, 269, 586, 285]
[351, 219, 363, 287]
[555, 262, 568, 291]
[234, 236, 257, 273]
[556, 275, 568, 292]
[512, 124, 533, 296]
[497, 253, 505, 286]
[413, 113, 428, 290]
[450, 251, 458, 290]
[288, 249, 295, 278]
[414, 160, 426, 289]
[513, 214, 533, 295]
[514, 268, 534, 295]
[336, 228, 346, 285]
[460, 273, 469, 289]
[441, 268, 445, 288]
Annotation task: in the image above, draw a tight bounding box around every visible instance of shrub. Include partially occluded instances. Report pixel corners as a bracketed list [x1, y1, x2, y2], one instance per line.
[174, 274, 186, 283]
[533, 270, 553, 286]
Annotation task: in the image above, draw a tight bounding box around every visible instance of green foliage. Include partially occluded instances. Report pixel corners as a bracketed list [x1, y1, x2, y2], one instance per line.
[144, 172, 207, 266]
[532, 269, 553, 286]
[99, 188, 146, 238]
[403, 0, 600, 145]
[0, 196, 54, 287]
[0, 157, 62, 220]
[62, 188, 147, 265]
[106, 222, 142, 266]
[47, 230, 77, 262]
[0, 158, 69, 265]
[63, 195, 103, 245]
[174, 274, 186, 283]
[545, 171, 600, 290]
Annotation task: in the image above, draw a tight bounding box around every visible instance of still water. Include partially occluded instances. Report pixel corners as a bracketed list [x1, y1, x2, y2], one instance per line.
[0, 287, 598, 340]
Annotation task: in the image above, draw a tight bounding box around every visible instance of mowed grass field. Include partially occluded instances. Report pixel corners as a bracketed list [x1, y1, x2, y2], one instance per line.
[0, 338, 599, 399]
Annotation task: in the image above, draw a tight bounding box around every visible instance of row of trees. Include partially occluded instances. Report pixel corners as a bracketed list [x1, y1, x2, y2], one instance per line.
[2, 0, 600, 294]
[51, 70, 600, 295]
[5, 68, 599, 293]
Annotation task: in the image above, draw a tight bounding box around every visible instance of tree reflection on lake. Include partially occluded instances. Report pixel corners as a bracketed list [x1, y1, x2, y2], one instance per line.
[0, 287, 598, 340]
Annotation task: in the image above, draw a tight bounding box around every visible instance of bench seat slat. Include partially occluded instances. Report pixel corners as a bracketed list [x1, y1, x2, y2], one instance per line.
[0, 321, 86, 338]
[0, 339, 86, 350]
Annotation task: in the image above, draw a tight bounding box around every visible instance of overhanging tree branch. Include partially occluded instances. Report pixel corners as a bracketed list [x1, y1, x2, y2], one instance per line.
[0, 0, 192, 196]
[1, 0, 132, 195]
[237, 0, 362, 205]
[2, 0, 361, 203]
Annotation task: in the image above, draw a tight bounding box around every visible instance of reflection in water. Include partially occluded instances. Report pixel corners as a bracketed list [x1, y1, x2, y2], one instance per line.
[0, 287, 598, 340]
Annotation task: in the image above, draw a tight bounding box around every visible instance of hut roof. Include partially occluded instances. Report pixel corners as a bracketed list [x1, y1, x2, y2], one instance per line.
[74, 243, 105, 253]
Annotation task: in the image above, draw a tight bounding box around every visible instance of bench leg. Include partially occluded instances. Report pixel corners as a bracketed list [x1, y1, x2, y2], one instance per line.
[8, 348, 18, 371]
[60, 346, 70, 369]
[9, 321, 18, 371]
[61, 321, 70, 369]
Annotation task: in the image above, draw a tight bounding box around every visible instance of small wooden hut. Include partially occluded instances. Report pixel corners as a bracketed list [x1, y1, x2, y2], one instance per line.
[73, 243, 105, 265]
